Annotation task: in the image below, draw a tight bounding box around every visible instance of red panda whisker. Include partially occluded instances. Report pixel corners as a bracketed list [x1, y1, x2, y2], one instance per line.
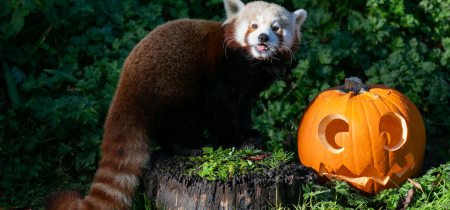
[274, 45, 284, 55]
[292, 39, 313, 45]
[223, 36, 235, 48]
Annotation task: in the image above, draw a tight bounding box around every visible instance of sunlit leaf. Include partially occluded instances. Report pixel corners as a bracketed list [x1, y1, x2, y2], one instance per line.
[407, 178, 424, 193]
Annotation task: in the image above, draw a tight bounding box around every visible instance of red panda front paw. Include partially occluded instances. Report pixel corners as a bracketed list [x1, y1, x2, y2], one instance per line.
[190, 149, 205, 157]
[238, 129, 262, 150]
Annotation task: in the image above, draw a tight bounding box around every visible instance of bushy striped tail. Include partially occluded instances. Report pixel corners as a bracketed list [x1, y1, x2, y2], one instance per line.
[45, 113, 150, 210]
[44, 190, 83, 210]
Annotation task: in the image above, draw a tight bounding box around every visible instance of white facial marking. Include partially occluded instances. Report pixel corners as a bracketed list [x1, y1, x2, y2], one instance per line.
[247, 24, 279, 59]
[235, 22, 248, 46]
[282, 27, 295, 49]
[256, 15, 265, 24]
[228, 1, 307, 60]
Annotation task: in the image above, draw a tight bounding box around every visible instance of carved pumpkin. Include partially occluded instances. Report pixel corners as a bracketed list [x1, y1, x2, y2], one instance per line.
[297, 77, 426, 195]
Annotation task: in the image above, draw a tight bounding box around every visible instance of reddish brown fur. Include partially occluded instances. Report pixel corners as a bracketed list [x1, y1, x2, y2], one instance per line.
[45, 19, 231, 210]
[45, 190, 83, 210]
[46, 10, 301, 208]
[224, 19, 246, 50]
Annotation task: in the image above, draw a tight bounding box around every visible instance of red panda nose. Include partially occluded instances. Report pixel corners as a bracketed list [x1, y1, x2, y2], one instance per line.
[258, 34, 269, 42]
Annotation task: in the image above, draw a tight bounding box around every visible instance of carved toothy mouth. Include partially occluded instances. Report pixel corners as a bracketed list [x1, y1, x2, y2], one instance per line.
[319, 152, 415, 187]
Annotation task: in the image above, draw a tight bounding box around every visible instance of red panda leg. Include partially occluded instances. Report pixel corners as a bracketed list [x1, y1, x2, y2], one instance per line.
[151, 102, 207, 156]
[237, 99, 263, 149]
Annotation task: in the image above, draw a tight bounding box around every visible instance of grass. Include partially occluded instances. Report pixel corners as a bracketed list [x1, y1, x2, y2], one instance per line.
[284, 161, 450, 209]
[132, 191, 155, 210]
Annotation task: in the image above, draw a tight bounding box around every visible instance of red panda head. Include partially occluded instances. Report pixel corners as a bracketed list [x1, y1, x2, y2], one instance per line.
[223, 0, 307, 60]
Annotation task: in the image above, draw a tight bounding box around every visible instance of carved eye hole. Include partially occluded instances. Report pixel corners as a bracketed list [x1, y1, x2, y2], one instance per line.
[318, 114, 349, 154]
[379, 112, 408, 151]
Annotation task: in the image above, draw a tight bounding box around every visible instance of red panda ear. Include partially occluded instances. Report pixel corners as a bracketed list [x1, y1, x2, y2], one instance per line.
[223, 0, 245, 25]
[293, 9, 307, 26]
[293, 9, 307, 39]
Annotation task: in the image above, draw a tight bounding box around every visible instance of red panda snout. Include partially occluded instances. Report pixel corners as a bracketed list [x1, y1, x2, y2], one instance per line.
[258, 34, 269, 42]
[247, 24, 282, 60]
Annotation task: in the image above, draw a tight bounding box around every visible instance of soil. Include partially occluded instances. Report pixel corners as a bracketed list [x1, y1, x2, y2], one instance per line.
[142, 150, 317, 210]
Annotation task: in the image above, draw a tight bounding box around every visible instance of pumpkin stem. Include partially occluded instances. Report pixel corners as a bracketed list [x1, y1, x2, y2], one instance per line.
[337, 77, 370, 94]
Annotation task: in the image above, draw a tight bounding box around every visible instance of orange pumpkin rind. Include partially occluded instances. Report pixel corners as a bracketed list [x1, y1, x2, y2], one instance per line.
[298, 77, 426, 195]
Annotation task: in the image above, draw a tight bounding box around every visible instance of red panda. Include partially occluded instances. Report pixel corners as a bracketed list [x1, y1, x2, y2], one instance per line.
[45, 0, 307, 209]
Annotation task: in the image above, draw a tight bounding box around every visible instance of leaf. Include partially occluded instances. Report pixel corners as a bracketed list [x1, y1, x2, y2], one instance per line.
[431, 173, 444, 186]
[0, 1, 12, 17]
[407, 178, 424, 193]
[54, 0, 68, 6]
[395, 188, 415, 210]
[303, 9, 332, 29]
[11, 66, 26, 83]
[202, 147, 214, 154]
[11, 9, 25, 34]
[43, 69, 79, 83]
[111, 12, 124, 25]
[317, 48, 333, 65]
[317, 65, 333, 78]
[37, 0, 53, 11]
[2, 62, 22, 106]
[46, 7, 57, 24]
[241, 154, 268, 161]
[20, 0, 36, 10]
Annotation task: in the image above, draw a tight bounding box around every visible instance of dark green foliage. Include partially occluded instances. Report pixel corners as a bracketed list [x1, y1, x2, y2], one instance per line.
[1, 0, 164, 207]
[185, 147, 293, 181]
[0, 0, 449, 208]
[299, 161, 450, 209]
[253, 0, 450, 151]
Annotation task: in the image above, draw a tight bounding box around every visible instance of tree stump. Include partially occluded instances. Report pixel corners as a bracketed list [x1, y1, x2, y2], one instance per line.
[142, 150, 317, 210]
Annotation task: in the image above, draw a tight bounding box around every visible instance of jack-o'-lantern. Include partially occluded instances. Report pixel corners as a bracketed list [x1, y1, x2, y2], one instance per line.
[297, 77, 426, 195]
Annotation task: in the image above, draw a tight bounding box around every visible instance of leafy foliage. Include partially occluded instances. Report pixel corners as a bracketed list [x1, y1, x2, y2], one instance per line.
[0, 0, 449, 208]
[254, 0, 450, 151]
[186, 147, 293, 181]
[294, 161, 450, 209]
[1, 0, 164, 207]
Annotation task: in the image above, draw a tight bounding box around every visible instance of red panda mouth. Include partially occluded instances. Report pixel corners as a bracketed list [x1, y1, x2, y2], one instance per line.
[256, 44, 269, 52]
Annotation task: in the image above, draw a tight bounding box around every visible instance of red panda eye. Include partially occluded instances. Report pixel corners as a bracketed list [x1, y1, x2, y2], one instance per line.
[252, 24, 258, 29]
[272, 26, 279, 31]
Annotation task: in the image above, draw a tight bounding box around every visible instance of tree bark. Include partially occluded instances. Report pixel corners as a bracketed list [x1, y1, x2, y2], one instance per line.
[142, 150, 317, 210]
